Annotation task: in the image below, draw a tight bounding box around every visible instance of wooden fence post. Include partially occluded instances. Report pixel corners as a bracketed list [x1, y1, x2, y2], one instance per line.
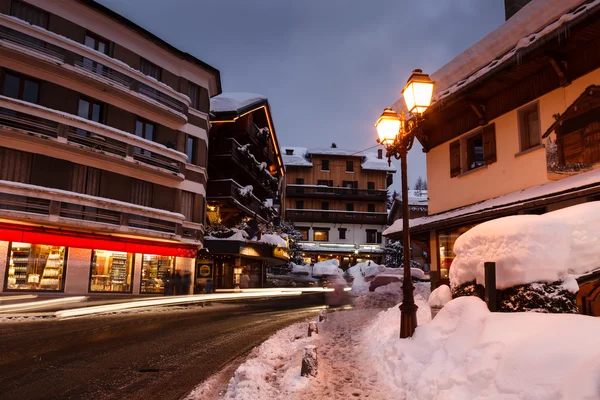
[301, 345, 318, 377]
[484, 262, 497, 312]
[308, 321, 318, 337]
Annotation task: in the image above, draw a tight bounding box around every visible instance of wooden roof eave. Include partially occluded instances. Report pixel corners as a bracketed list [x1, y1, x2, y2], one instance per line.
[542, 84, 600, 138]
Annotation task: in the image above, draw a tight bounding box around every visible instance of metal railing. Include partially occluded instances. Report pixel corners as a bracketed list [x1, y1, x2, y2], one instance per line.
[207, 179, 269, 219]
[285, 209, 387, 225]
[67, 128, 128, 157]
[0, 24, 186, 117]
[0, 193, 50, 215]
[285, 185, 388, 201]
[0, 108, 59, 138]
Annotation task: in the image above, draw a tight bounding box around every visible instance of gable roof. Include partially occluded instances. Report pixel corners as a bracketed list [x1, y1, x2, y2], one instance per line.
[280, 146, 397, 172]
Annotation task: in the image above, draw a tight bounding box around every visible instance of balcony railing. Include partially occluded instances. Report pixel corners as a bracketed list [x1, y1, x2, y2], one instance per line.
[286, 185, 388, 201]
[207, 179, 269, 220]
[210, 138, 279, 197]
[0, 180, 186, 239]
[0, 96, 186, 177]
[0, 21, 188, 118]
[285, 209, 387, 225]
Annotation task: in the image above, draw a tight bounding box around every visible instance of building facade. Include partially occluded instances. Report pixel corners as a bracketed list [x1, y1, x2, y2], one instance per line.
[203, 93, 288, 290]
[282, 147, 395, 269]
[0, 0, 220, 295]
[384, 0, 600, 315]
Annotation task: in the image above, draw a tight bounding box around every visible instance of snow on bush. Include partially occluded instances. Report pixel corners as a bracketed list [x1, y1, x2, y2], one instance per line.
[363, 296, 600, 399]
[258, 234, 287, 247]
[450, 202, 600, 289]
[428, 284, 452, 307]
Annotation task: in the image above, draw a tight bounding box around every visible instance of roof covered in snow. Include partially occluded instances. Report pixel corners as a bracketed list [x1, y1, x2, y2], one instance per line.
[384, 168, 600, 236]
[392, 0, 599, 112]
[280, 146, 396, 172]
[210, 92, 267, 115]
[396, 190, 429, 206]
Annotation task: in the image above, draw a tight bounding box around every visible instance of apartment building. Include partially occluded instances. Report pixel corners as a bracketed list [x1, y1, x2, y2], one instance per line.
[384, 0, 600, 315]
[0, 0, 220, 295]
[282, 147, 395, 269]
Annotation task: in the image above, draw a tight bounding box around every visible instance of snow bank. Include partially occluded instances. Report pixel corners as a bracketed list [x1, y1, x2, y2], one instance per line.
[428, 284, 452, 307]
[364, 296, 600, 399]
[354, 282, 431, 310]
[450, 202, 600, 288]
[311, 259, 343, 277]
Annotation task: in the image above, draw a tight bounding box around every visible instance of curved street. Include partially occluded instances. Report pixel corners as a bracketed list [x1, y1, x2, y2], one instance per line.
[0, 296, 325, 400]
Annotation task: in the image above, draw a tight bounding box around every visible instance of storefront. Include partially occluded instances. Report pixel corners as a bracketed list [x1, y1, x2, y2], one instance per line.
[0, 223, 199, 295]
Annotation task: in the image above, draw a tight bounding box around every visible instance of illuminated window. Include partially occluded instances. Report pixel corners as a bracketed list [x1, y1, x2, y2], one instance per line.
[89, 250, 134, 293]
[6, 242, 66, 291]
[298, 228, 309, 241]
[313, 230, 329, 242]
[140, 255, 175, 294]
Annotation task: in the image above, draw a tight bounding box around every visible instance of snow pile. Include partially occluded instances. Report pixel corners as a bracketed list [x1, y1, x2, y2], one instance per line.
[450, 202, 600, 289]
[211, 92, 266, 113]
[363, 296, 600, 399]
[354, 282, 431, 309]
[311, 259, 343, 277]
[346, 261, 385, 294]
[258, 234, 287, 248]
[428, 284, 452, 307]
[238, 185, 253, 197]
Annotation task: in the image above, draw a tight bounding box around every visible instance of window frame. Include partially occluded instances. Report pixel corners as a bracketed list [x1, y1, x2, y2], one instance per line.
[295, 200, 304, 209]
[366, 230, 377, 244]
[87, 249, 134, 294]
[466, 130, 485, 171]
[345, 160, 354, 172]
[313, 229, 329, 242]
[3, 242, 69, 292]
[338, 228, 347, 240]
[518, 102, 541, 152]
[2, 71, 40, 104]
[367, 204, 375, 213]
[321, 159, 330, 171]
[346, 203, 354, 212]
[77, 97, 105, 123]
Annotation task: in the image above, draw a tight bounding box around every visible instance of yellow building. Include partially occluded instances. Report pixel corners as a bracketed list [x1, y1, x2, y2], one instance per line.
[384, 0, 600, 314]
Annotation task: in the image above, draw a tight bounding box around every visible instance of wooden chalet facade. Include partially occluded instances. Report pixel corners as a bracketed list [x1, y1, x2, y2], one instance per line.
[384, 0, 600, 316]
[202, 93, 288, 290]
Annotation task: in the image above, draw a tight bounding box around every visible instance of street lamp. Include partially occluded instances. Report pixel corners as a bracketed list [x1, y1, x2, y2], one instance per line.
[375, 69, 434, 338]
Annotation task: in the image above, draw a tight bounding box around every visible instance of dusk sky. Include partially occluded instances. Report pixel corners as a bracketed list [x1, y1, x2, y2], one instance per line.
[97, 0, 505, 188]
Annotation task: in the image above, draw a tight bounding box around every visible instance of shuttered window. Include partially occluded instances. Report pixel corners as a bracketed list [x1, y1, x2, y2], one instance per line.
[449, 140, 461, 177]
[482, 123, 497, 164]
[11, 0, 48, 28]
[131, 179, 152, 207]
[0, 148, 31, 183]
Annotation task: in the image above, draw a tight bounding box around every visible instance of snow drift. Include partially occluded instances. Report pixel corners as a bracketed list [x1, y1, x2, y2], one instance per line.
[450, 201, 600, 288]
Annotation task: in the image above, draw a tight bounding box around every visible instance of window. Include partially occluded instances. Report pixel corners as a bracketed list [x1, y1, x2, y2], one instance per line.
[188, 82, 209, 112]
[298, 228, 309, 241]
[346, 203, 354, 212]
[77, 98, 104, 122]
[321, 159, 330, 171]
[89, 250, 133, 293]
[140, 255, 175, 294]
[295, 178, 304, 194]
[321, 202, 329, 210]
[467, 132, 484, 170]
[82, 33, 111, 74]
[296, 200, 304, 209]
[346, 160, 354, 172]
[186, 135, 199, 165]
[367, 182, 375, 190]
[438, 225, 477, 280]
[141, 58, 162, 81]
[314, 229, 329, 242]
[366, 230, 377, 244]
[368, 204, 375, 213]
[377, 232, 382, 244]
[518, 102, 541, 151]
[135, 119, 155, 156]
[317, 179, 333, 193]
[338, 228, 346, 240]
[3, 72, 39, 103]
[11, 0, 49, 28]
[5, 242, 66, 291]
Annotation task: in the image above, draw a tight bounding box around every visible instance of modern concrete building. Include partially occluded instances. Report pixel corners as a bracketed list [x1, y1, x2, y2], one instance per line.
[0, 0, 220, 295]
[384, 0, 600, 315]
[281, 147, 395, 269]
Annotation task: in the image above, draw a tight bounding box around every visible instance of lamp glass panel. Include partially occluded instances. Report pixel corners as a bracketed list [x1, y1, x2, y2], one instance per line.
[376, 118, 400, 145]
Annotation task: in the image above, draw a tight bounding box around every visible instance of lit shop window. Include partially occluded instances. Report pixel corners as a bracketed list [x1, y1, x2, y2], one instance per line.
[437, 224, 476, 280]
[89, 250, 133, 293]
[6, 243, 66, 291]
[140, 255, 175, 293]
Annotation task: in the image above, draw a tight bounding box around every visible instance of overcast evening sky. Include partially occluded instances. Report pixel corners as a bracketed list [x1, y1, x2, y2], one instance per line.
[97, 0, 505, 189]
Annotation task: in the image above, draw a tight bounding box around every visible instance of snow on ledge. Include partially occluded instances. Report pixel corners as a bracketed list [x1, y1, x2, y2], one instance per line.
[211, 93, 267, 113]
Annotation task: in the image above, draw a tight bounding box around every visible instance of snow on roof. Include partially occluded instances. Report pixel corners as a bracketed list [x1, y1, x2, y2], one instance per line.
[281, 146, 396, 171]
[395, 190, 428, 206]
[210, 92, 267, 113]
[383, 168, 600, 235]
[280, 146, 313, 167]
[392, 0, 598, 111]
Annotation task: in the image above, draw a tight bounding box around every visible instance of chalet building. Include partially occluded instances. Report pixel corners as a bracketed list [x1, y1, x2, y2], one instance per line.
[384, 0, 600, 315]
[203, 93, 288, 289]
[282, 147, 395, 269]
[0, 0, 220, 295]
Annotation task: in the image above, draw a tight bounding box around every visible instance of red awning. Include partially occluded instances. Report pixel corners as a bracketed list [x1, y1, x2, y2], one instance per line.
[0, 224, 198, 257]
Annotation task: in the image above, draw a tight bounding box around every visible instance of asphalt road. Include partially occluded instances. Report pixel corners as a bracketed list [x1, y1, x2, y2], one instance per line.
[0, 295, 326, 400]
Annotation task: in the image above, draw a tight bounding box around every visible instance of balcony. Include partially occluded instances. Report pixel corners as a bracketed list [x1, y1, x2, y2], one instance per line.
[207, 179, 270, 222]
[0, 17, 189, 121]
[210, 138, 279, 197]
[0, 180, 200, 242]
[0, 95, 186, 179]
[285, 209, 388, 225]
[286, 185, 388, 202]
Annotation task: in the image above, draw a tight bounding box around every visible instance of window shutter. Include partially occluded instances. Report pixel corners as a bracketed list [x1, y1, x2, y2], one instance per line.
[449, 140, 461, 177]
[483, 123, 497, 164]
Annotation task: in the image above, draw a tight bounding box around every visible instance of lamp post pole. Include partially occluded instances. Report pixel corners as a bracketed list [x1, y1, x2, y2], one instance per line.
[399, 147, 417, 338]
[374, 69, 434, 339]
